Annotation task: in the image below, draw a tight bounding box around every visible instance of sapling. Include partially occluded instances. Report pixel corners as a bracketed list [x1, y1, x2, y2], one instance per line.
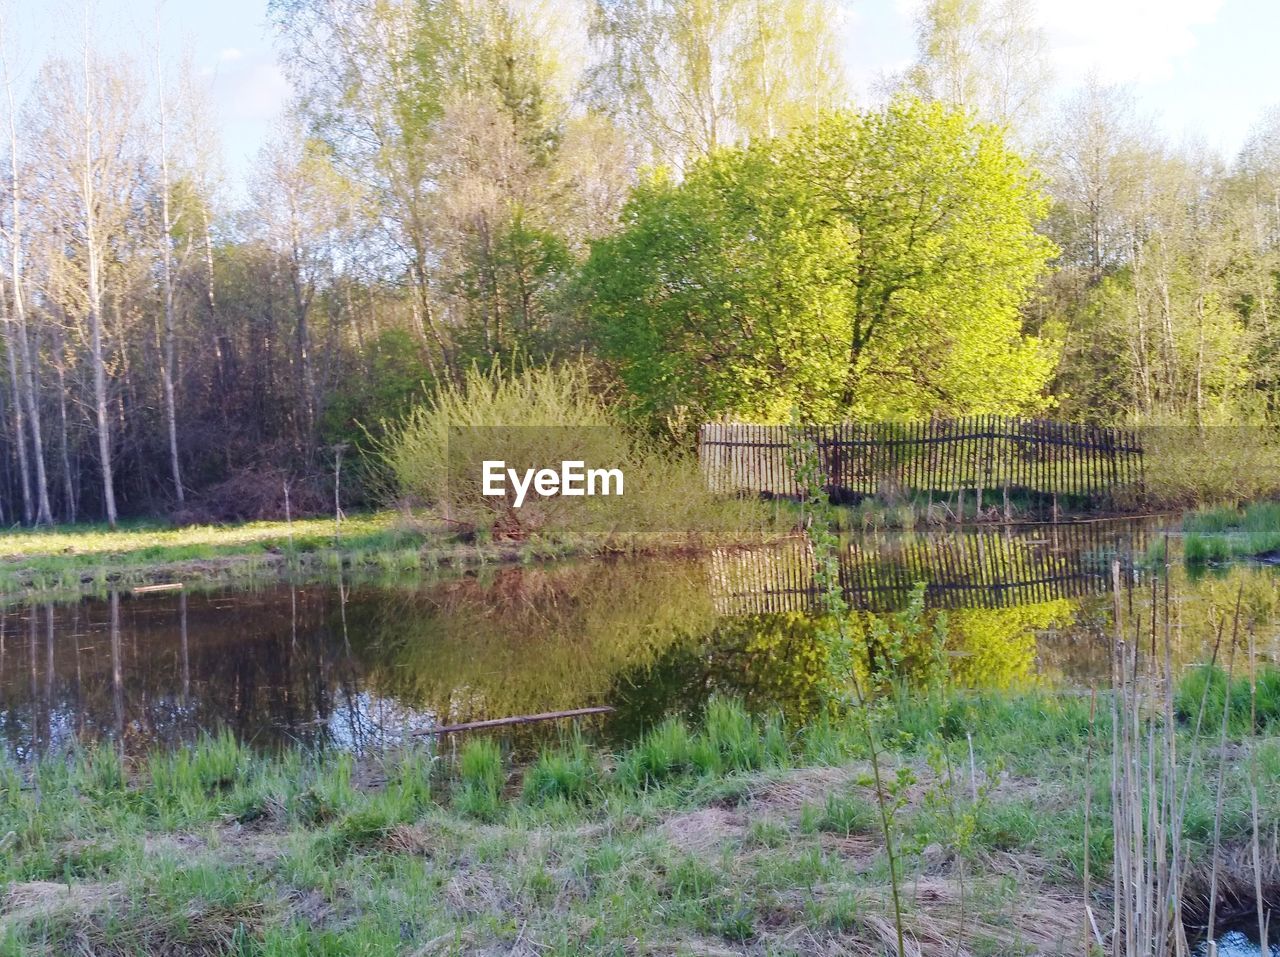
[789, 423, 909, 955]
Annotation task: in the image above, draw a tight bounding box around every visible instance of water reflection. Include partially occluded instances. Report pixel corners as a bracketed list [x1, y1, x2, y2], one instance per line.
[1192, 929, 1278, 956]
[0, 584, 441, 762]
[711, 521, 1144, 615]
[2, 520, 1278, 761]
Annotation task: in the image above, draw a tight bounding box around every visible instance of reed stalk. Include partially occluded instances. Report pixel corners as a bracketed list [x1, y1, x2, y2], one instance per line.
[1109, 559, 1187, 956]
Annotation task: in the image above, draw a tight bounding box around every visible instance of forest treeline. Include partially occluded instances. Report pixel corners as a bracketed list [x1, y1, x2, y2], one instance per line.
[1, 0, 1278, 526]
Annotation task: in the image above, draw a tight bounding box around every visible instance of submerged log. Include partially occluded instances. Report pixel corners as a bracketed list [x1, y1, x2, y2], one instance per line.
[416, 706, 614, 736]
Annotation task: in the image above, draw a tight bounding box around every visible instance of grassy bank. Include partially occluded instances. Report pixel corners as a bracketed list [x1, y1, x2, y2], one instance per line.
[1180, 501, 1280, 566]
[0, 511, 793, 601]
[3, 693, 1277, 956]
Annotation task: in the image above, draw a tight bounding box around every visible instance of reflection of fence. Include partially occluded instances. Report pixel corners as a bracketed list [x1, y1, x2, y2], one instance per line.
[709, 522, 1146, 615]
[699, 417, 1144, 501]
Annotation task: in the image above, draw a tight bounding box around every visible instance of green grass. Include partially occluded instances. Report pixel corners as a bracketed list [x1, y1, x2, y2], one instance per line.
[803, 792, 878, 837]
[0, 512, 417, 597]
[0, 506, 793, 601]
[2, 691, 1276, 955]
[1181, 500, 1280, 565]
[522, 734, 599, 806]
[1174, 663, 1280, 733]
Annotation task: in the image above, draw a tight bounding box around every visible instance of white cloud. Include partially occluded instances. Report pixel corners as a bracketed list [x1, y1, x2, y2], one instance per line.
[219, 48, 244, 62]
[1038, 0, 1225, 83]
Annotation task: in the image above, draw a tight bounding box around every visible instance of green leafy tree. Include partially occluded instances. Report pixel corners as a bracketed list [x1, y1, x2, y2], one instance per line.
[583, 99, 1058, 426]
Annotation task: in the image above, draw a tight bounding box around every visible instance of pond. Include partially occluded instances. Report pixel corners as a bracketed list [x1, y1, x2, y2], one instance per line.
[1193, 930, 1280, 956]
[3, 518, 1279, 763]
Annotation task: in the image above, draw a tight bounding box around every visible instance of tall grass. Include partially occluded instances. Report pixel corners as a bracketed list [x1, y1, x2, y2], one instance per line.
[1104, 568, 1278, 955]
[379, 361, 765, 540]
[521, 733, 599, 806]
[1175, 664, 1280, 733]
[454, 738, 505, 820]
[1182, 500, 1280, 566]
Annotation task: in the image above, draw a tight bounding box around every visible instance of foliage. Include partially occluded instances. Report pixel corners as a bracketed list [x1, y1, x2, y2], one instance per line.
[320, 329, 435, 448]
[9, 0, 1280, 531]
[584, 99, 1058, 428]
[379, 360, 763, 537]
[1042, 84, 1280, 426]
[1142, 426, 1280, 508]
[906, 0, 1049, 130]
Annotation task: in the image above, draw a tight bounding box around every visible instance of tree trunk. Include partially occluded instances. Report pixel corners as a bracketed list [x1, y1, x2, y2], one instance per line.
[156, 34, 183, 506]
[83, 83, 117, 526]
[4, 48, 52, 525]
[290, 263, 316, 445]
[3, 318, 32, 524]
[54, 336, 75, 523]
[13, 300, 52, 524]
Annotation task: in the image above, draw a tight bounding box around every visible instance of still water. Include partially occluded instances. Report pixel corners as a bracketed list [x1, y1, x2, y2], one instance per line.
[3, 519, 1279, 762]
[1193, 930, 1280, 956]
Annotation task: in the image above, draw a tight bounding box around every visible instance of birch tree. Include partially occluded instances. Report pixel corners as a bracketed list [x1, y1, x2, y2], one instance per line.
[27, 45, 145, 526]
[589, 0, 846, 170]
[907, 0, 1049, 136]
[0, 8, 52, 525]
[153, 6, 183, 505]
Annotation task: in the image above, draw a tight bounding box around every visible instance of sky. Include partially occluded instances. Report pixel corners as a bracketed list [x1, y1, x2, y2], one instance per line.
[7, 0, 1279, 200]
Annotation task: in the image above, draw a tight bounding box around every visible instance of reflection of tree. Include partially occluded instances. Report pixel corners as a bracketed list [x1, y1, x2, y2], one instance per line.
[607, 598, 1078, 736]
[349, 561, 720, 724]
[3, 538, 1274, 762]
[946, 602, 1076, 689]
[0, 587, 375, 759]
[605, 612, 831, 739]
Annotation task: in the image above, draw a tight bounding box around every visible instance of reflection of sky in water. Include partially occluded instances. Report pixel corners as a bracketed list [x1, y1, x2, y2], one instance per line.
[1192, 930, 1278, 956]
[319, 691, 442, 751]
[2, 519, 1279, 762]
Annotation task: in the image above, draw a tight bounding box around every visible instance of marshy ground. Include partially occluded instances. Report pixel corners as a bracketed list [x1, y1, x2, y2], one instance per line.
[2, 694, 1278, 956]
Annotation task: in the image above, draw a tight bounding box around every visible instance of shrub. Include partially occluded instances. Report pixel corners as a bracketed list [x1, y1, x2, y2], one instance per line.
[380, 361, 758, 539]
[1142, 426, 1280, 507]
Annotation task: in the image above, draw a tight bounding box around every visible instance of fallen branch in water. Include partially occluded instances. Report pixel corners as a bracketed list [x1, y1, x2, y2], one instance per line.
[416, 706, 614, 736]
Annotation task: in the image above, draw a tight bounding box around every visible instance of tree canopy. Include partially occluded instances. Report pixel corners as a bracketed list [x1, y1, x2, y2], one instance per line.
[583, 99, 1059, 426]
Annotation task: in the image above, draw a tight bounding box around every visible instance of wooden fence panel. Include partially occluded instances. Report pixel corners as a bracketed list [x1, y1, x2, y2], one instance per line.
[698, 417, 1144, 504]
